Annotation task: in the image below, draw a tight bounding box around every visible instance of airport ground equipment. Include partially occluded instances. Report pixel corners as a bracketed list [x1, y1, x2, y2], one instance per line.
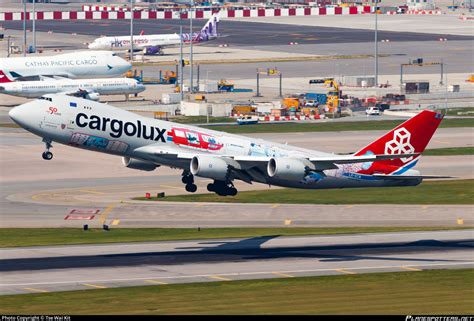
[400, 59, 444, 86]
[255, 68, 283, 98]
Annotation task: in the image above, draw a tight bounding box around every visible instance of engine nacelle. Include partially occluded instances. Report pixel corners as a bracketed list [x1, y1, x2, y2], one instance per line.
[122, 157, 158, 171]
[84, 92, 100, 101]
[143, 46, 163, 55]
[190, 156, 229, 181]
[267, 157, 311, 182]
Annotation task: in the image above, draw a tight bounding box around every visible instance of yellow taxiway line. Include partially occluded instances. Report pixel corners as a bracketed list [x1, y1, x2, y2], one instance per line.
[145, 279, 168, 285]
[272, 271, 294, 278]
[400, 266, 423, 272]
[24, 287, 49, 293]
[82, 283, 107, 289]
[336, 269, 357, 275]
[208, 275, 232, 281]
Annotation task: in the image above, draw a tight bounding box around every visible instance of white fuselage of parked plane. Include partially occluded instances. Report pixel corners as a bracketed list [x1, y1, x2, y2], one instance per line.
[0, 78, 145, 98]
[89, 34, 182, 51]
[0, 51, 131, 79]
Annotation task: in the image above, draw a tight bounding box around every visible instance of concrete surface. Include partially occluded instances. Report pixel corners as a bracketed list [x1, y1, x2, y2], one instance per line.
[0, 229, 472, 295]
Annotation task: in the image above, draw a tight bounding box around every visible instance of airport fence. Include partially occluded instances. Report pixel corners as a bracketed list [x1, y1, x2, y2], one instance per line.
[0, 6, 373, 21]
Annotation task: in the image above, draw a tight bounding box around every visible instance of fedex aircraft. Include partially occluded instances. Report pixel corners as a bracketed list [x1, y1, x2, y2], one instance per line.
[0, 51, 131, 81]
[88, 12, 220, 55]
[0, 74, 145, 101]
[9, 94, 444, 196]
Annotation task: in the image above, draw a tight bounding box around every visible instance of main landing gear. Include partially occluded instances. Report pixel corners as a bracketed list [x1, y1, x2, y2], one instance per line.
[181, 171, 197, 193]
[42, 138, 53, 160]
[207, 180, 238, 197]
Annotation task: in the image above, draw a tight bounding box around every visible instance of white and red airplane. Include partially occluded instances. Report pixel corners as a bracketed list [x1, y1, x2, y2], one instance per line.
[87, 12, 220, 55]
[9, 94, 445, 196]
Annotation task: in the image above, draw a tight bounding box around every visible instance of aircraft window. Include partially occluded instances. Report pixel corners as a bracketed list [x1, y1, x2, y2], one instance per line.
[112, 53, 117, 56]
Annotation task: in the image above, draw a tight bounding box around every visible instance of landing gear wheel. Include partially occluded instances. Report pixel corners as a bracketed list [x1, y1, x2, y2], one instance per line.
[212, 181, 238, 196]
[42, 151, 53, 160]
[207, 183, 216, 192]
[228, 187, 238, 196]
[185, 183, 197, 193]
[181, 172, 194, 184]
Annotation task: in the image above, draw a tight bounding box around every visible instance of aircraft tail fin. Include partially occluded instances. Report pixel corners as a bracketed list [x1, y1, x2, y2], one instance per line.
[198, 11, 220, 41]
[0, 70, 13, 83]
[354, 110, 444, 172]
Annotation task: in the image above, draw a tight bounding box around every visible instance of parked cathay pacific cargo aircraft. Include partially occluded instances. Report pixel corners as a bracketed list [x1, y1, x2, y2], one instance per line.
[9, 94, 446, 196]
[0, 51, 131, 81]
[88, 12, 220, 55]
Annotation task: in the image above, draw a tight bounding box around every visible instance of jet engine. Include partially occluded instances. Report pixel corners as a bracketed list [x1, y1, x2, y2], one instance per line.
[190, 156, 229, 181]
[267, 157, 311, 182]
[85, 92, 100, 101]
[122, 157, 158, 171]
[143, 46, 163, 56]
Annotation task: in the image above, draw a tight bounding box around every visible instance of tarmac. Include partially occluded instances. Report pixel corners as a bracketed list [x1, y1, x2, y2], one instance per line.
[3, 18, 473, 46]
[0, 229, 472, 295]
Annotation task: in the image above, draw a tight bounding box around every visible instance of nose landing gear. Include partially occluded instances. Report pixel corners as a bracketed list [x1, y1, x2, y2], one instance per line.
[182, 171, 197, 193]
[42, 138, 53, 160]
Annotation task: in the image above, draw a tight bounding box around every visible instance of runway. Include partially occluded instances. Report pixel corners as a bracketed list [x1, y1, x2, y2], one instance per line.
[3, 20, 473, 48]
[0, 229, 472, 295]
[1, 126, 473, 228]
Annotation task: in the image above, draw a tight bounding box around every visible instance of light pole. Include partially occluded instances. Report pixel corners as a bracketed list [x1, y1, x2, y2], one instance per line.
[23, 0, 26, 56]
[189, 2, 194, 94]
[130, 0, 134, 62]
[374, 0, 378, 87]
[32, 0, 36, 53]
[179, 25, 184, 100]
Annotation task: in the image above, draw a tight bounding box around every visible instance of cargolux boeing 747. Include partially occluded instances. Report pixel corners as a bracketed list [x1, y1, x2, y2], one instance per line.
[9, 94, 445, 196]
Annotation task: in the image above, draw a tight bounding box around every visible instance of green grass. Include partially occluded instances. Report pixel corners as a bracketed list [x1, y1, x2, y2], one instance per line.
[0, 123, 20, 128]
[1, 269, 472, 314]
[423, 146, 474, 156]
[438, 107, 474, 117]
[137, 179, 474, 205]
[170, 116, 235, 124]
[0, 227, 466, 248]
[202, 118, 474, 134]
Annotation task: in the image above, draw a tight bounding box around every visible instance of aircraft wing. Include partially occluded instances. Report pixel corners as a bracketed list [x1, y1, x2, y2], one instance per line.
[133, 144, 419, 171]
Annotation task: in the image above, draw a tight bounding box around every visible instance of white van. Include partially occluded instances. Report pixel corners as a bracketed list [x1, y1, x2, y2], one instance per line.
[366, 107, 381, 116]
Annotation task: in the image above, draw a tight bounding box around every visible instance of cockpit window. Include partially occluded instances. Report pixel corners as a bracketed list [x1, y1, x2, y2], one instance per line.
[112, 53, 117, 56]
[39, 96, 53, 102]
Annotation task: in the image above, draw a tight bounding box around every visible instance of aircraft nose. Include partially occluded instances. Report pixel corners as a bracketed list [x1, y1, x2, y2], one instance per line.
[88, 42, 96, 49]
[9, 102, 32, 128]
